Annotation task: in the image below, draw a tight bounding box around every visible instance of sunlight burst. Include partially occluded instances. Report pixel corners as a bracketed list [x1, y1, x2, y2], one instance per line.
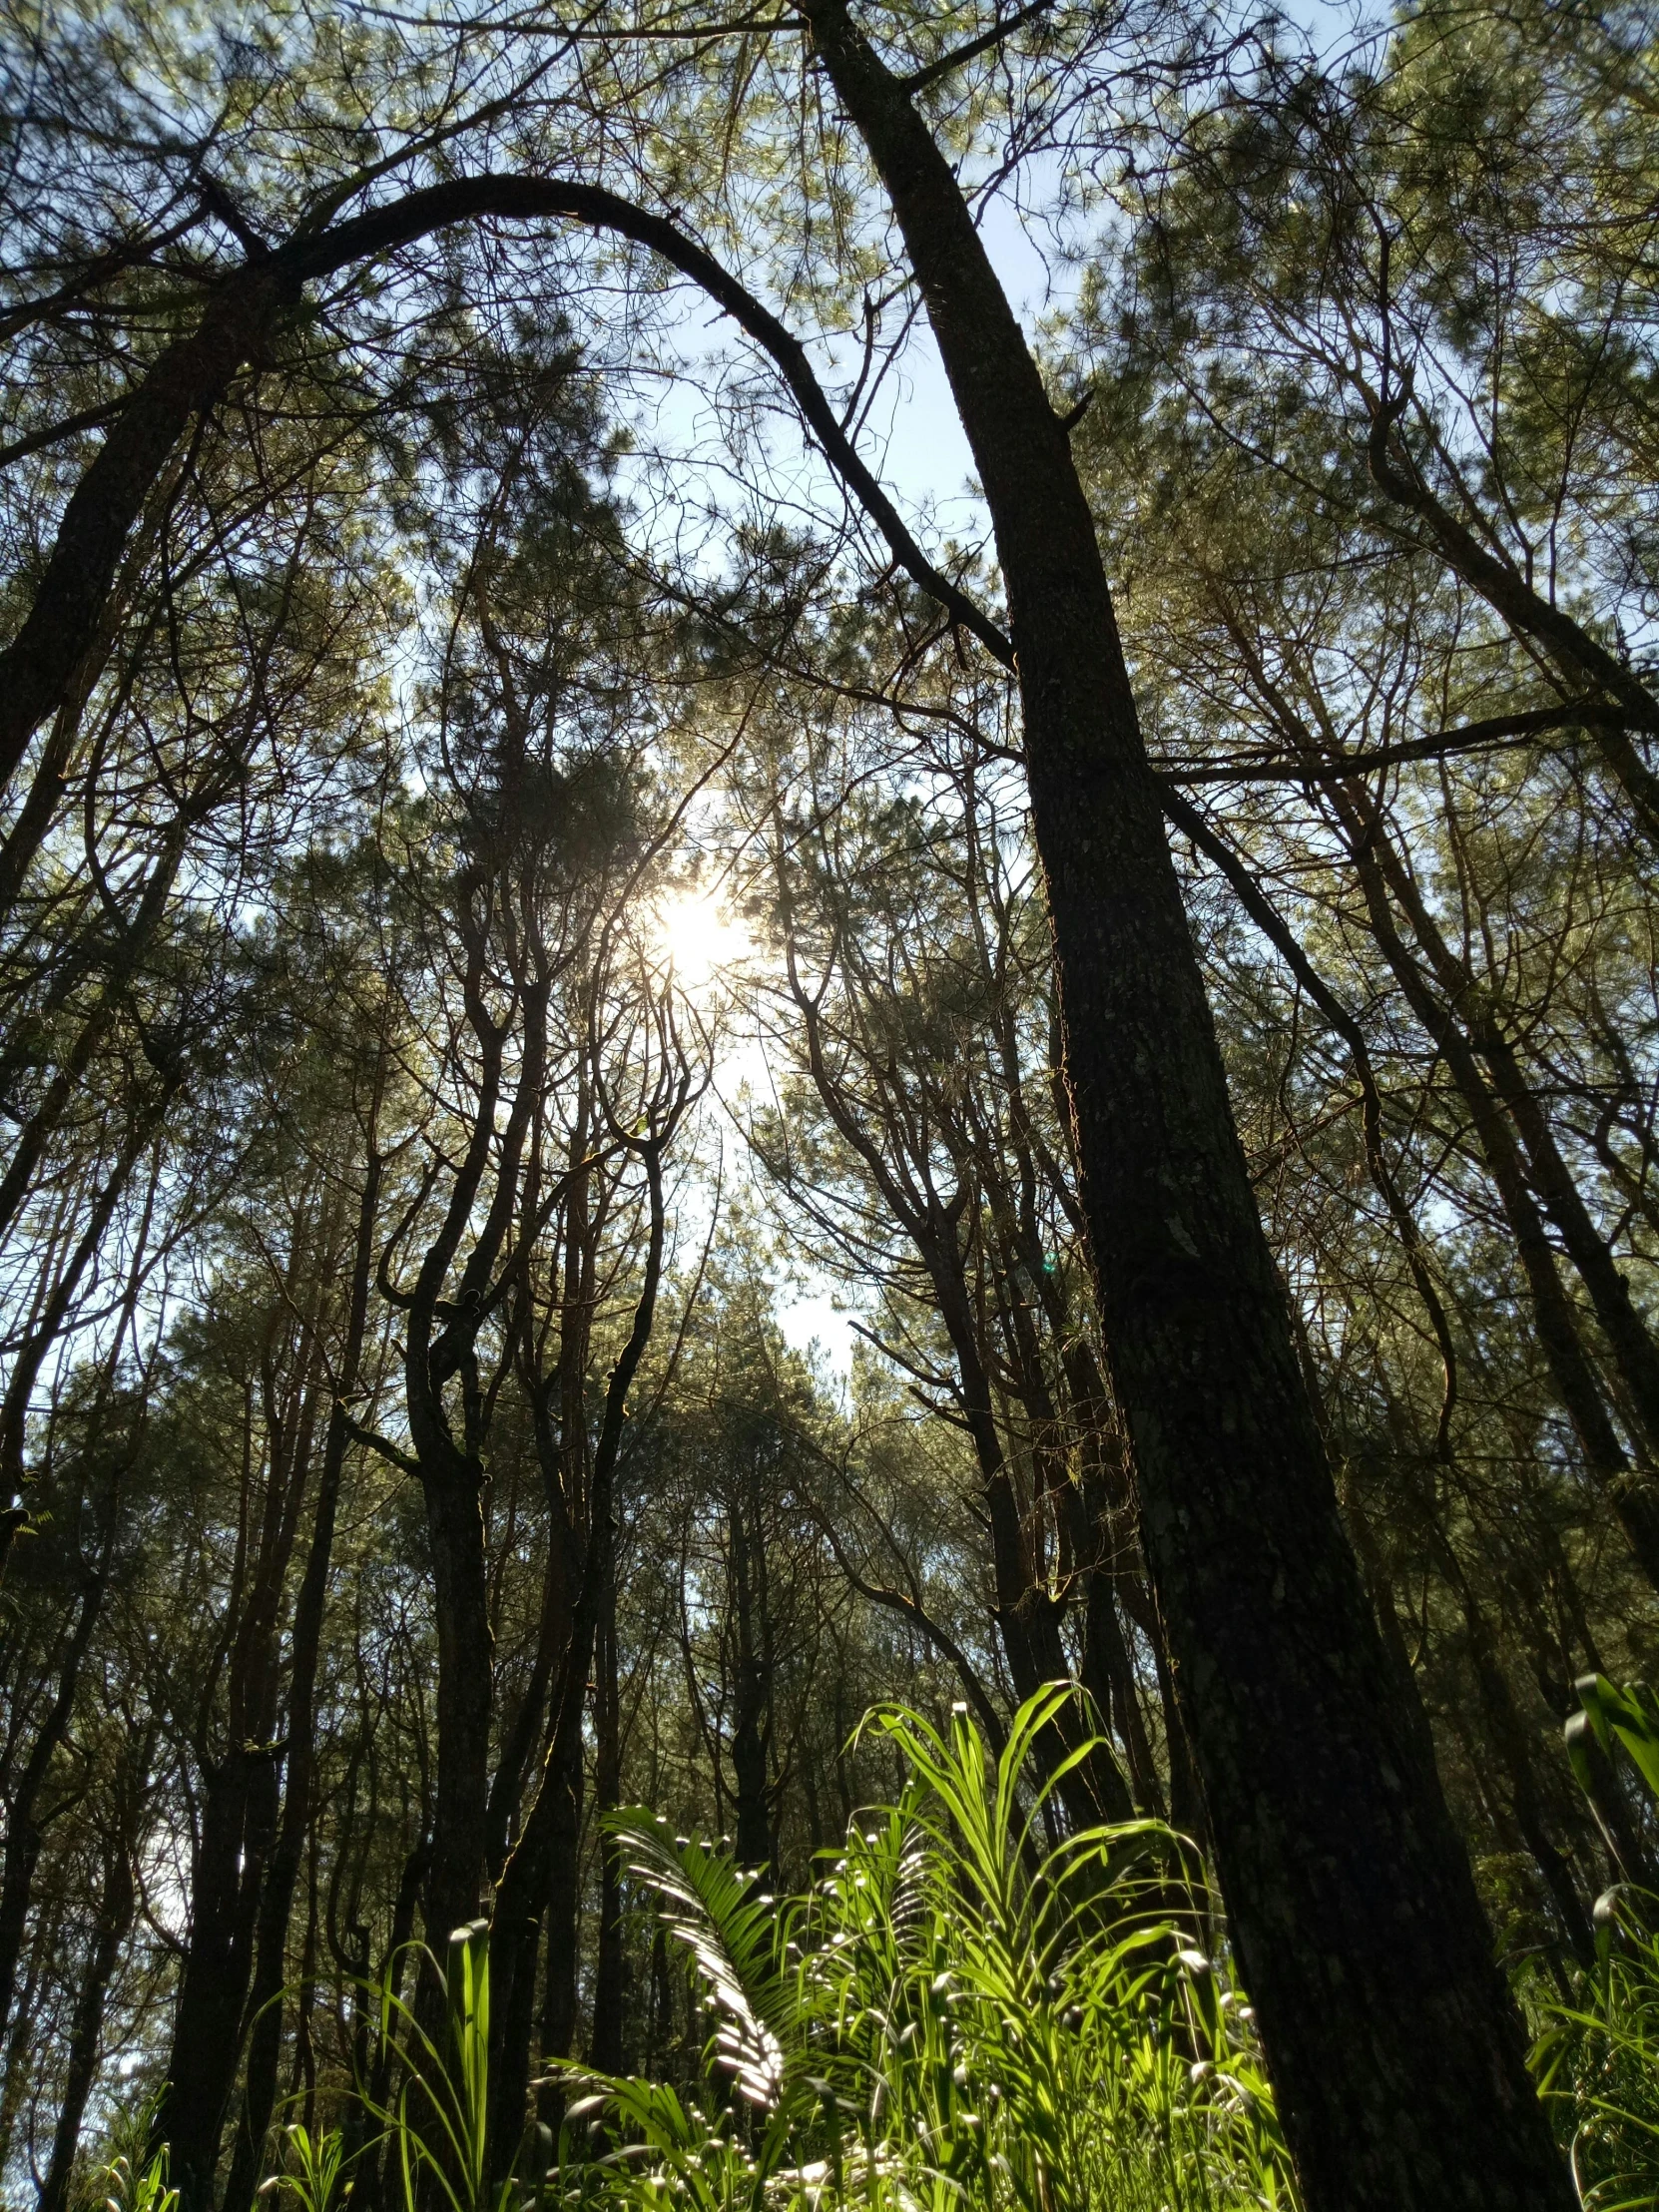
[651, 888, 753, 993]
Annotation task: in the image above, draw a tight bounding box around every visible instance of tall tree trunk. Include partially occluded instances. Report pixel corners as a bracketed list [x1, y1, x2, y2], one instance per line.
[160, 1743, 283, 2212]
[0, 1572, 105, 2044]
[38, 1819, 138, 2212]
[1347, 835, 1659, 1582]
[1080, 1555, 1162, 1817]
[589, 1559, 626, 2076]
[1170, 785, 1659, 1583]
[350, 1839, 429, 2212]
[534, 1756, 584, 2123]
[223, 1139, 383, 2212]
[419, 1475, 496, 1949]
[794, 8, 1571, 2205]
[919, 1248, 1128, 1826]
[156, 1243, 330, 2212]
[490, 1140, 671, 2172]
[0, 1885, 64, 2173]
[727, 1489, 776, 1877]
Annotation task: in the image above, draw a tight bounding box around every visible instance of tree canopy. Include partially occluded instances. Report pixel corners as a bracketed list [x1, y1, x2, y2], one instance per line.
[2, 2, 1658, 2209]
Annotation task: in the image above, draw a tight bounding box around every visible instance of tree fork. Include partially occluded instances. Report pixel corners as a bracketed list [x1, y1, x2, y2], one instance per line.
[791, 3, 1572, 2206]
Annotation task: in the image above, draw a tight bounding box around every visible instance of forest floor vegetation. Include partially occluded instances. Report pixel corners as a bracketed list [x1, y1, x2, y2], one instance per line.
[85, 1685, 1659, 2212]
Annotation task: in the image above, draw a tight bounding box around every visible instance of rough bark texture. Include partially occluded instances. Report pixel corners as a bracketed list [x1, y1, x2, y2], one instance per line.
[795, 6, 1573, 2206]
[0, 104, 1576, 2212]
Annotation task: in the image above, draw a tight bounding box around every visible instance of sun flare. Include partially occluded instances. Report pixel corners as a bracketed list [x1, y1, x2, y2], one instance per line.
[651, 888, 753, 993]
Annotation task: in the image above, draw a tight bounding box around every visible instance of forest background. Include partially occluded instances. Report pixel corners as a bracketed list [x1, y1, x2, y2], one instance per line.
[2, 0, 1657, 2205]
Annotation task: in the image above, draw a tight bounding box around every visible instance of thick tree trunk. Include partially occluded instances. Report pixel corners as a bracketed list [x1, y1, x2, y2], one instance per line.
[161, 1744, 283, 2212]
[420, 1477, 495, 1947]
[795, 7, 1572, 2205]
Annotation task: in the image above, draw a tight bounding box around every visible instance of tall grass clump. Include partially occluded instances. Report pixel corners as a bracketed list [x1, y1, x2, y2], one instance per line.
[556, 1685, 1294, 2212]
[254, 1918, 536, 2212]
[1531, 1676, 1659, 2209]
[114, 1692, 1292, 2212]
[88, 2142, 178, 2212]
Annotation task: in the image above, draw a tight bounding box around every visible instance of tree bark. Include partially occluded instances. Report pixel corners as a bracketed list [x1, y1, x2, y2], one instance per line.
[589, 1565, 626, 2076]
[794, 7, 1572, 2205]
[222, 1140, 383, 2212]
[38, 1819, 138, 2212]
[0, 266, 298, 797]
[155, 1244, 330, 2212]
[0, 1573, 105, 2044]
[488, 1138, 671, 2172]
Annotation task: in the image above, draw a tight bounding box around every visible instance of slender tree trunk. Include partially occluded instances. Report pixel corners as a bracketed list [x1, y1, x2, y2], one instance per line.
[1347, 838, 1659, 1581]
[418, 1477, 495, 1948]
[0, 1885, 63, 2172]
[1365, 824, 1659, 1458]
[0, 1573, 104, 2043]
[0, 1091, 175, 1514]
[1172, 784, 1659, 1582]
[223, 1143, 383, 2212]
[728, 1492, 776, 1876]
[535, 1757, 584, 2116]
[927, 1257, 1130, 1826]
[1432, 1540, 1594, 1963]
[590, 1560, 627, 2076]
[161, 1743, 282, 2212]
[491, 1141, 671, 2171]
[157, 1236, 330, 2212]
[351, 1840, 428, 2212]
[1080, 1557, 1162, 1816]
[38, 1824, 137, 2212]
[794, 8, 1572, 2204]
